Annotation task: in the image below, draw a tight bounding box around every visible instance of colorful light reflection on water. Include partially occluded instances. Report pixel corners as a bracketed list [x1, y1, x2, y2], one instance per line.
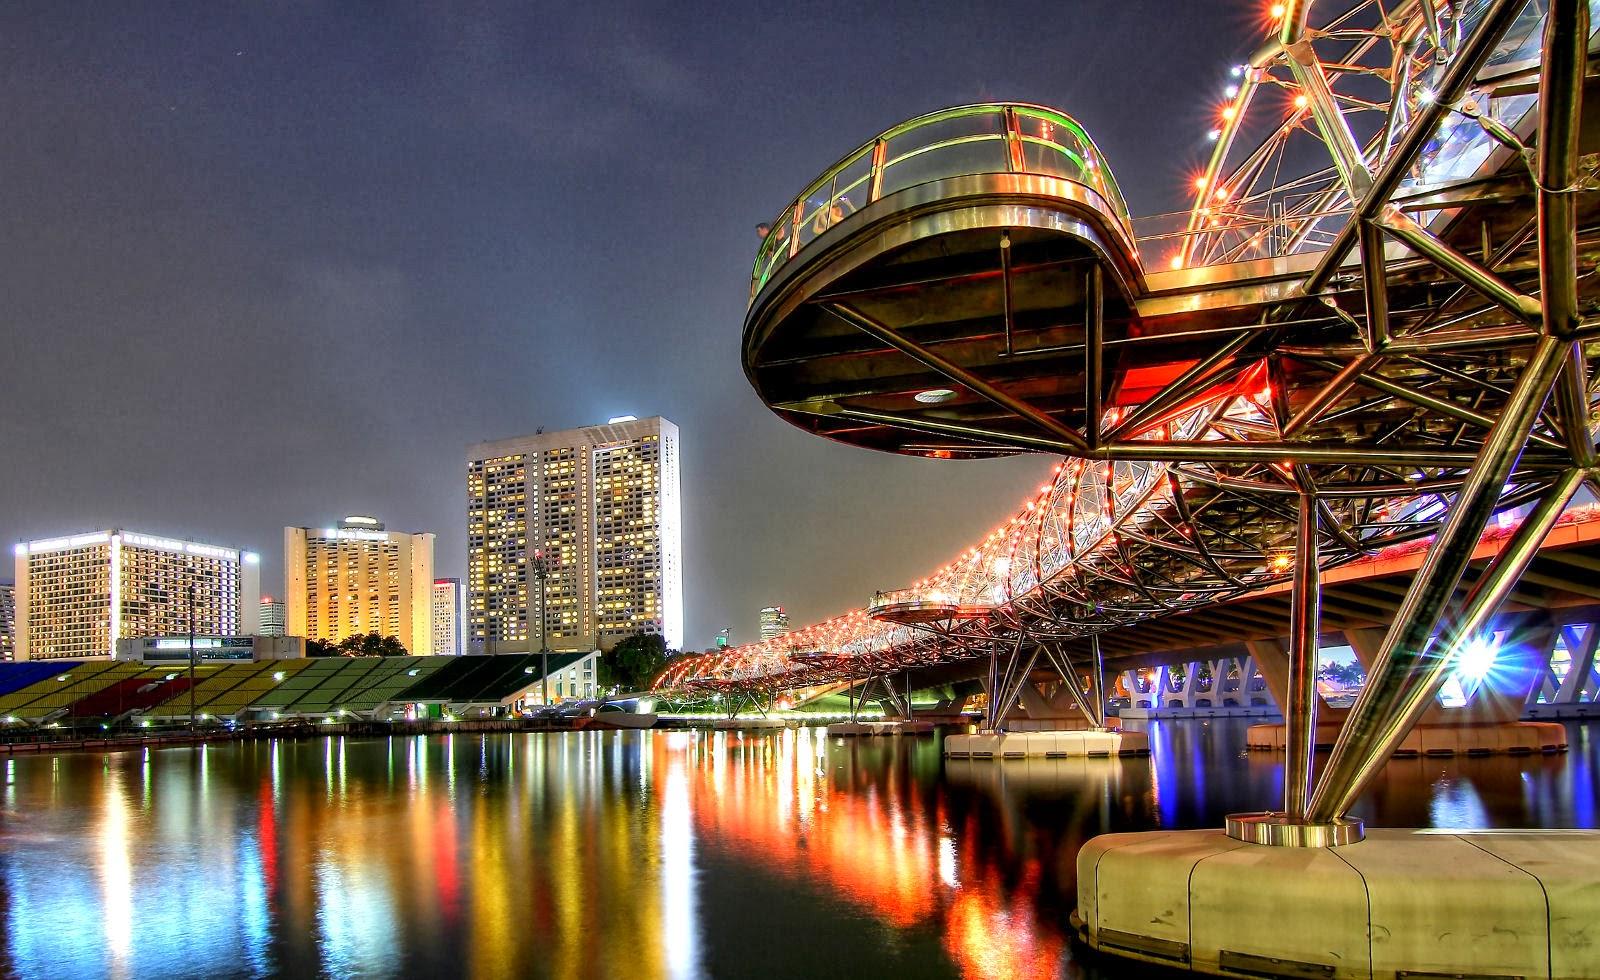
[0, 721, 1594, 978]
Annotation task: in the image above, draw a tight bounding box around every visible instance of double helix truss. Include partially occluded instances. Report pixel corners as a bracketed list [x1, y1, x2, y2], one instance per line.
[658, 0, 1600, 824]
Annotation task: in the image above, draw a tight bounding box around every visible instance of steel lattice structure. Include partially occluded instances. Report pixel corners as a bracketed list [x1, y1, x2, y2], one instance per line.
[656, 0, 1599, 834]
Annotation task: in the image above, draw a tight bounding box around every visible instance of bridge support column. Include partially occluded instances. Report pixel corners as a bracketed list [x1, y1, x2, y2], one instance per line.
[1228, 490, 1355, 845]
[1243, 639, 1290, 711]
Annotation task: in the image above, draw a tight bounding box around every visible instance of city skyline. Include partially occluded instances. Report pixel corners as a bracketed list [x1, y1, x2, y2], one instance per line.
[0, 0, 1244, 649]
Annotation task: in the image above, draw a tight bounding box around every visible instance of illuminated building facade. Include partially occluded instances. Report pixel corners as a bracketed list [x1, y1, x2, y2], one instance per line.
[283, 516, 435, 654]
[468, 416, 682, 653]
[432, 578, 463, 656]
[258, 597, 287, 636]
[0, 583, 14, 661]
[12, 531, 261, 661]
[758, 605, 790, 642]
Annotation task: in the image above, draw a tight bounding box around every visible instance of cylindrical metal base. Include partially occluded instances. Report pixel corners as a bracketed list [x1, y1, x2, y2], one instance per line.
[1225, 811, 1365, 847]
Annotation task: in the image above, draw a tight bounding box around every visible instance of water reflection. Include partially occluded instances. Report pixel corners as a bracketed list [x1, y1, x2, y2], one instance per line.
[0, 720, 1592, 979]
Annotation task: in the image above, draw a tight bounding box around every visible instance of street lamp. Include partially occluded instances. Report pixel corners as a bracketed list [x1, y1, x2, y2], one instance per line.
[188, 583, 197, 737]
[531, 549, 552, 706]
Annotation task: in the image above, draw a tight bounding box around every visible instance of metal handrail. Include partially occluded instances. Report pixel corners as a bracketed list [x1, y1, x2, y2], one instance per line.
[750, 102, 1132, 299]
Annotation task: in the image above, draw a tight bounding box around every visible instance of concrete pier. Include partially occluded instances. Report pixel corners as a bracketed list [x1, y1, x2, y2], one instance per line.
[1074, 827, 1600, 979]
[943, 729, 1148, 758]
[1245, 718, 1568, 755]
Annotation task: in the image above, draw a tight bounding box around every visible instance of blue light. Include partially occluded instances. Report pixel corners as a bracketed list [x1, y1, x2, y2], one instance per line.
[1457, 635, 1498, 683]
[1442, 634, 1502, 706]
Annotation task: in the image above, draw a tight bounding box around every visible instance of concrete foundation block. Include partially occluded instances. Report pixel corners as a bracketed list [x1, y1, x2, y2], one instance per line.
[1340, 831, 1546, 979]
[1464, 831, 1600, 980]
[1081, 830, 1247, 969]
[1188, 838, 1369, 978]
[943, 732, 1001, 758]
[1113, 729, 1148, 755]
[946, 728, 1143, 758]
[1076, 827, 1600, 979]
[1246, 720, 1568, 756]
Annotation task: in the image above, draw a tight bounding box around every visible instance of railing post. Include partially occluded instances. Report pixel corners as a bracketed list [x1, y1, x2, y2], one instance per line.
[868, 139, 886, 203]
[1004, 106, 1024, 173]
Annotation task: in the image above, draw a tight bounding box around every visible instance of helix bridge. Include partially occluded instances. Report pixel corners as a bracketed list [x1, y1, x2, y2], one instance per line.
[656, 0, 1599, 832]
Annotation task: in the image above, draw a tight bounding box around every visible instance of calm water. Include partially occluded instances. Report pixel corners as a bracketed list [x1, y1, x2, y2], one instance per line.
[0, 720, 1595, 979]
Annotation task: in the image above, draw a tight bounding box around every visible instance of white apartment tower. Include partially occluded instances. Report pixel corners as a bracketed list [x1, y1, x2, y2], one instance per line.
[283, 516, 435, 654]
[467, 416, 682, 653]
[759, 605, 791, 642]
[12, 531, 261, 661]
[432, 578, 463, 656]
[258, 597, 287, 637]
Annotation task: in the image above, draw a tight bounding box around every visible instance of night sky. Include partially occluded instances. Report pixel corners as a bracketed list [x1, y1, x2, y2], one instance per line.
[1, 0, 1256, 649]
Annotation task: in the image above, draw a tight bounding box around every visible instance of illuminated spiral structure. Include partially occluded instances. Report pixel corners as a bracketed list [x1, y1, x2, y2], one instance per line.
[659, 0, 1598, 829]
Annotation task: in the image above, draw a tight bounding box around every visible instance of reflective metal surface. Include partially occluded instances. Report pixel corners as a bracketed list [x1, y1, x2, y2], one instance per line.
[1224, 811, 1366, 847]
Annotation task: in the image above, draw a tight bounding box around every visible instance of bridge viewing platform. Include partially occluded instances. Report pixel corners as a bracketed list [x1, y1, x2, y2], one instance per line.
[685, 0, 1600, 974]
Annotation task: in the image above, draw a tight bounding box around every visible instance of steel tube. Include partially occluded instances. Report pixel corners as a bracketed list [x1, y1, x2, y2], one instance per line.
[1306, 335, 1569, 823]
[985, 642, 1001, 730]
[1281, 323, 1542, 355]
[827, 407, 1077, 454]
[1043, 644, 1098, 727]
[1097, 441, 1527, 468]
[1327, 363, 1568, 452]
[1285, 37, 1372, 199]
[1085, 265, 1103, 446]
[1089, 634, 1106, 727]
[1104, 330, 1256, 441]
[1306, 0, 1529, 292]
[1378, 212, 1541, 321]
[1283, 354, 1378, 438]
[1284, 492, 1322, 819]
[825, 303, 1092, 452]
[1308, 466, 1585, 821]
[1539, 0, 1587, 339]
[1556, 345, 1597, 466]
[1358, 221, 1391, 351]
[996, 647, 1039, 730]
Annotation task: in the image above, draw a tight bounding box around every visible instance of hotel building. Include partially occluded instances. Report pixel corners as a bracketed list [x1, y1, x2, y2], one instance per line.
[12, 531, 261, 661]
[432, 578, 463, 656]
[258, 597, 287, 636]
[0, 583, 15, 661]
[759, 605, 791, 642]
[283, 516, 435, 654]
[467, 416, 682, 653]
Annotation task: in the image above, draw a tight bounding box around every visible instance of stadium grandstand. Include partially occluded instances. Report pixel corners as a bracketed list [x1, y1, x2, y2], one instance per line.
[0, 654, 590, 729]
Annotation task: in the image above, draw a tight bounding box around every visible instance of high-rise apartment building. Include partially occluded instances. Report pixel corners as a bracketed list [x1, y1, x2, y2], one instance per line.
[258, 597, 287, 636]
[432, 578, 463, 656]
[467, 416, 682, 653]
[283, 516, 435, 654]
[12, 531, 261, 661]
[0, 582, 15, 661]
[759, 605, 791, 642]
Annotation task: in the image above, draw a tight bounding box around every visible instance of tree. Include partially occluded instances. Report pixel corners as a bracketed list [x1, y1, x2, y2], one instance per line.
[600, 632, 670, 691]
[310, 633, 408, 657]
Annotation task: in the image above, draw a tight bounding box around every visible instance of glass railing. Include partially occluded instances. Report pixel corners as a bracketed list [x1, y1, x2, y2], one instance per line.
[751, 103, 1133, 300]
[1132, 192, 1356, 272]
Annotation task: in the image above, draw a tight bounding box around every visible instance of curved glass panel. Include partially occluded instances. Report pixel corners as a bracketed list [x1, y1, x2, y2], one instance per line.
[751, 103, 1132, 300]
